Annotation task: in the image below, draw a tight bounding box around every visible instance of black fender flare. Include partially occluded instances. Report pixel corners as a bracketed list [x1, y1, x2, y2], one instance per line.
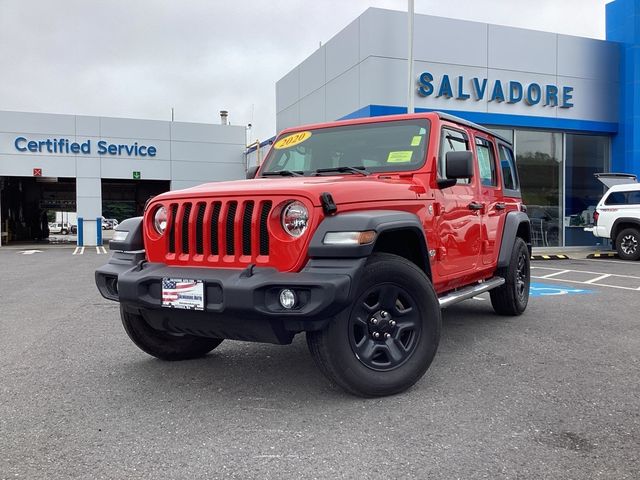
[109, 217, 144, 252]
[497, 211, 531, 268]
[308, 210, 430, 273]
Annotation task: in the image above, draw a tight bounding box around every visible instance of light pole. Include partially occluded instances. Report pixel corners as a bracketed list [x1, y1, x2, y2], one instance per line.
[407, 0, 415, 114]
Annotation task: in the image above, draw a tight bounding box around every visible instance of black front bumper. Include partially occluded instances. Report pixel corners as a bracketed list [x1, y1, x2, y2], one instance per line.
[96, 252, 365, 344]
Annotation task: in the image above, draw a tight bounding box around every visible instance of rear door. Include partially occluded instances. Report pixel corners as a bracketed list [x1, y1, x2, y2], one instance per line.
[433, 125, 482, 278]
[473, 135, 503, 265]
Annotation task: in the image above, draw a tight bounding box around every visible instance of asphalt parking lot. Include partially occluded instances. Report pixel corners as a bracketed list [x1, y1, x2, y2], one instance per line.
[1, 248, 639, 479]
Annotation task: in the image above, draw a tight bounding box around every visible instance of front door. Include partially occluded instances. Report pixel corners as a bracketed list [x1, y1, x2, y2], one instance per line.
[434, 126, 482, 279]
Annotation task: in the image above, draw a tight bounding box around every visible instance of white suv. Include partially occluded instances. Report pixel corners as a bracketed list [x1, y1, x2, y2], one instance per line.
[585, 173, 640, 260]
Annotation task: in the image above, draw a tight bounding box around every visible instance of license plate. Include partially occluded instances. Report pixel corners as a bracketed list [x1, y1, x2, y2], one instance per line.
[161, 278, 205, 310]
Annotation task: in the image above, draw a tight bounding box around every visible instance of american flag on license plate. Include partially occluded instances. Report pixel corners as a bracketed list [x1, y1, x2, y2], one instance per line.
[162, 279, 199, 302]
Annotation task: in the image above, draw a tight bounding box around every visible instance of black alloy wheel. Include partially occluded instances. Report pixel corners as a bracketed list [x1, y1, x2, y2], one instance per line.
[306, 253, 441, 397]
[348, 284, 421, 372]
[515, 249, 528, 302]
[490, 237, 530, 315]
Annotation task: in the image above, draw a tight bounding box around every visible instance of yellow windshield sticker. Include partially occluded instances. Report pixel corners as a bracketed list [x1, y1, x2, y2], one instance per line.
[411, 135, 422, 147]
[273, 131, 312, 150]
[387, 151, 413, 163]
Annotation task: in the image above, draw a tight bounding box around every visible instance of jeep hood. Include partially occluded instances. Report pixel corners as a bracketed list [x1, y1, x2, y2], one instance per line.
[152, 175, 422, 206]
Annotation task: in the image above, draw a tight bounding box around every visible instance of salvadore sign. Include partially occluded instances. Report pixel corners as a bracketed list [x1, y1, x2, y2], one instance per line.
[14, 137, 157, 157]
[417, 71, 574, 108]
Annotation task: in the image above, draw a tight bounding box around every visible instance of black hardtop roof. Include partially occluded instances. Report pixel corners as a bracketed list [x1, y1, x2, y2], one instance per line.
[436, 112, 512, 145]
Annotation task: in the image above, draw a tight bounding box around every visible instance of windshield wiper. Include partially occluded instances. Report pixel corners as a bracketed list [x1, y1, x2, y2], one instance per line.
[261, 170, 304, 177]
[313, 166, 370, 176]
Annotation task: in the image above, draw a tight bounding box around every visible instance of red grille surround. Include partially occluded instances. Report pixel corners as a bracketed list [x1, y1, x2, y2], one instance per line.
[144, 196, 315, 272]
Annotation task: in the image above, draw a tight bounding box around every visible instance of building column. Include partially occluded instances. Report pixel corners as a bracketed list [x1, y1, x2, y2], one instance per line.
[76, 156, 102, 246]
[607, 0, 640, 176]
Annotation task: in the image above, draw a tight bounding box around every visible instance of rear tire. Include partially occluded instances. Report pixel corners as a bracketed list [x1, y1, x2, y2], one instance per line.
[306, 253, 441, 397]
[615, 228, 640, 261]
[490, 237, 530, 315]
[120, 306, 223, 360]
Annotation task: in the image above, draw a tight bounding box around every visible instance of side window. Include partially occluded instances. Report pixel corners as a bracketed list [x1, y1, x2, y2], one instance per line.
[628, 191, 640, 205]
[439, 128, 470, 183]
[498, 145, 519, 191]
[605, 191, 632, 205]
[475, 137, 498, 187]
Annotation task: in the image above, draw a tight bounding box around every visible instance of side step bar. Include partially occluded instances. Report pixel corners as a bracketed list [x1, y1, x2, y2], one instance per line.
[438, 277, 505, 309]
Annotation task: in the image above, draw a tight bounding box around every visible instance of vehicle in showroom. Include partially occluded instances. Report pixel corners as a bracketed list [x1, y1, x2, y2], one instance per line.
[585, 173, 640, 260]
[96, 112, 531, 397]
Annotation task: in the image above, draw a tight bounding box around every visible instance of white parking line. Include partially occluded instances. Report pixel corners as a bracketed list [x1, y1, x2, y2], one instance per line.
[101, 246, 107, 254]
[584, 273, 611, 284]
[532, 266, 640, 280]
[531, 266, 640, 292]
[538, 269, 571, 279]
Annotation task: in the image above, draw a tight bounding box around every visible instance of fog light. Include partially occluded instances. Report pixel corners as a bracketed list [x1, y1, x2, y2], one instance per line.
[279, 289, 297, 309]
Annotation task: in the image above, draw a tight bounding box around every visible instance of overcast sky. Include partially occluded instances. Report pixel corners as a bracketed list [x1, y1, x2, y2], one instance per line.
[0, 0, 610, 142]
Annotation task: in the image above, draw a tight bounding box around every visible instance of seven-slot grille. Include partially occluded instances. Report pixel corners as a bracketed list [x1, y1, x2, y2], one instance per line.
[166, 199, 273, 260]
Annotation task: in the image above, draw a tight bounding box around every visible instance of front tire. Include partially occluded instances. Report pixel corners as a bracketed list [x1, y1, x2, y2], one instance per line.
[615, 228, 640, 261]
[306, 253, 441, 397]
[120, 307, 223, 360]
[490, 237, 530, 315]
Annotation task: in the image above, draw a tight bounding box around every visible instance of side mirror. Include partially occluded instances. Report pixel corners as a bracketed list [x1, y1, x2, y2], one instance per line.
[438, 151, 474, 188]
[246, 166, 259, 179]
[446, 150, 474, 178]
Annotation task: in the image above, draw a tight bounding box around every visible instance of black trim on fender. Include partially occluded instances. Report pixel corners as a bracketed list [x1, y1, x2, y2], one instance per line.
[308, 210, 427, 258]
[109, 217, 144, 252]
[497, 211, 531, 268]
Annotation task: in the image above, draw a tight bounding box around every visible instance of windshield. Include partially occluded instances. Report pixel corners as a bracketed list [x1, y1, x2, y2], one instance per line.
[261, 119, 430, 176]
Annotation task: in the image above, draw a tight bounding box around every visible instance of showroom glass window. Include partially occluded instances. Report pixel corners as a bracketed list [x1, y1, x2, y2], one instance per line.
[564, 134, 609, 246]
[515, 130, 563, 247]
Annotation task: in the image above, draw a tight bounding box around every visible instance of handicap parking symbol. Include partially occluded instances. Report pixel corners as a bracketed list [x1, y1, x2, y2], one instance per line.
[529, 282, 592, 297]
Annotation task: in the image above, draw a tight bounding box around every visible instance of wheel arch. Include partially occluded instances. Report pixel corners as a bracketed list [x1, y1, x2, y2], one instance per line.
[497, 211, 531, 269]
[611, 218, 640, 242]
[308, 210, 432, 279]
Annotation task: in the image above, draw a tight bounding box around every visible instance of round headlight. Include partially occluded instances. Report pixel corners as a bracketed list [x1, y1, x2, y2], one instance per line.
[153, 206, 168, 234]
[281, 201, 309, 238]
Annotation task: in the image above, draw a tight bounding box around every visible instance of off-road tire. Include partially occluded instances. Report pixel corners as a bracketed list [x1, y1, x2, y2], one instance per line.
[306, 253, 441, 397]
[615, 227, 640, 261]
[120, 306, 223, 360]
[490, 237, 530, 315]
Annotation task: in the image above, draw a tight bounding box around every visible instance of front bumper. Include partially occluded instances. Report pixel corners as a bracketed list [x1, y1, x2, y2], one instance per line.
[96, 251, 365, 344]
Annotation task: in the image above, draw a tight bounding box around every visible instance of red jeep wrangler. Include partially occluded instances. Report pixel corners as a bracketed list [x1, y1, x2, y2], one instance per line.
[96, 112, 531, 397]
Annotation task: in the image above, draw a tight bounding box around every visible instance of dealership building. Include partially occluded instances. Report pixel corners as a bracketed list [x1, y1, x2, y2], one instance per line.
[0, 111, 246, 246]
[276, 0, 640, 247]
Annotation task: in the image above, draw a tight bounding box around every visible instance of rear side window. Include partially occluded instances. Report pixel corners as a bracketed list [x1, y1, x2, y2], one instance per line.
[475, 137, 498, 187]
[498, 145, 519, 191]
[605, 190, 640, 205]
[439, 128, 470, 183]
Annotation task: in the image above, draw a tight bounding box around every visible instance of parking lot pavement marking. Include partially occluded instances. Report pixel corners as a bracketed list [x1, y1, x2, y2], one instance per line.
[538, 269, 571, 279]
[18, 249, 43, 255]
[101, 246, 107, 254]
[584, 273, 612, 284]
[72, 246, 85, 255]
[529, 282, 592, 297]
[531, 266, 640, 291]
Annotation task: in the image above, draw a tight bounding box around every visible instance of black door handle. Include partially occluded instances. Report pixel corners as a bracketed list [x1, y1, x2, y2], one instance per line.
[495, 202, 506, 210]
[468, 201, 483, 211]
